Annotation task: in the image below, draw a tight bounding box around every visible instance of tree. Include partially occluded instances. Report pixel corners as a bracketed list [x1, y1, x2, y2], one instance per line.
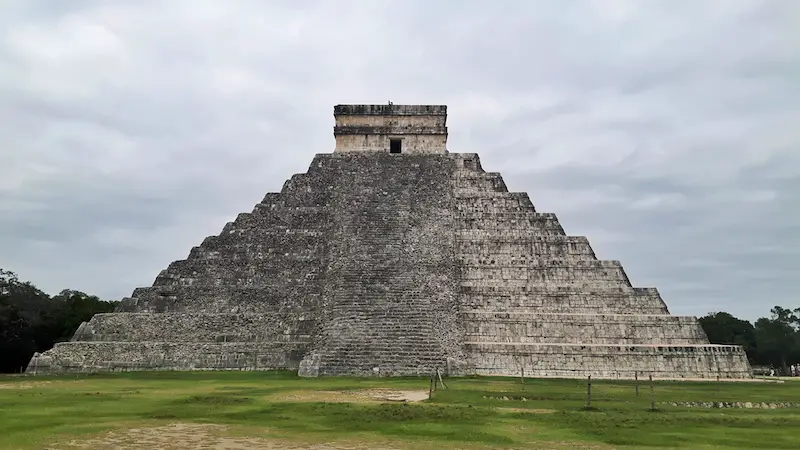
[48, 289, 116, 342]
[698, 311, 757, 357]
[0, 269, 117, 373]
[769, 306, 800, 330]
[0, 270, 49, 372]
[750, 306, 800, 374]
[0, 296, 36, 373]
[754, 318, 797, 373]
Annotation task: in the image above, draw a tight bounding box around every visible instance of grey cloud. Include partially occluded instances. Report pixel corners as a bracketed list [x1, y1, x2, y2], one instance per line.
[1, 0, 798, 322]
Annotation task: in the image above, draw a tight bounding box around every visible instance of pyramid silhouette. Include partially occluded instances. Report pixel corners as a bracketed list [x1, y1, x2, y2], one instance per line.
[27, 105, 752, 379]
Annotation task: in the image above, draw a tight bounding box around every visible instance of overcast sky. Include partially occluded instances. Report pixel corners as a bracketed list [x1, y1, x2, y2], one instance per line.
[1, 0, 798, 321]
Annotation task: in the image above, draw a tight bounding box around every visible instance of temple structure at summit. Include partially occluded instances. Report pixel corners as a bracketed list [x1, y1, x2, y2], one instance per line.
[27, 104, 752, 379]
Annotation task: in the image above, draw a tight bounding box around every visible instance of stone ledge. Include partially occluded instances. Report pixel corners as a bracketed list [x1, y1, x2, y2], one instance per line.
[333, 125, 448, 135]
[26, 341, 310, 375]
[465, 342, 743, 351]
[460, 312, 694, 319]
[334, 104, 447, 116]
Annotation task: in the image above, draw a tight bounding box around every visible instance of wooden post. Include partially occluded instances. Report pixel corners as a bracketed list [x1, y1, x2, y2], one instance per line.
[649, 374, 655, 411]
[520, 367, 525, 390]
[635, 371, 639, 397]
[585, 375, 592, 409]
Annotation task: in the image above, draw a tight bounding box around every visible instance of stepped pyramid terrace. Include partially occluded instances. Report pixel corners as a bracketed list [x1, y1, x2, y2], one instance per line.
[27, 104, 752, 379]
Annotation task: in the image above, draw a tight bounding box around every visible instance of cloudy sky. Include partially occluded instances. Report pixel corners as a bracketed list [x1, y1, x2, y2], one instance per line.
[1, 0, 797, 321]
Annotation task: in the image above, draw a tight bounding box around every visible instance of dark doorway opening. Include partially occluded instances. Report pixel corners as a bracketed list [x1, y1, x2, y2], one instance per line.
[389, 139, 402, 154]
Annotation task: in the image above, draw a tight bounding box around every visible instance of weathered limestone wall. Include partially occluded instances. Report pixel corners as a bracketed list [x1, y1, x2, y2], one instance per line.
[26, 312, 313, 374]
[335, 134, 447, 154]
[28, 153, 466, 377]
[467, 343, 752, 379]
[298, 153, 465, 376]
[28, 153, 340, 374]
[463, 313, 708, 345]
[27, 342, 307, 374]
[460, 287, 669, 315]
[333, 104, 448, 154]
[71, 313, 313, 343]
[26, 147, 752, 379]
[452, 153, 752, 379]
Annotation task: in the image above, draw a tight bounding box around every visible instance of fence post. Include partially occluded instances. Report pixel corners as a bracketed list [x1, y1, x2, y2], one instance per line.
[649, 374, 655, 411]
[585, 375, 592, 409]
[635, 371, 639, 397]
[520, 367, 525, 390]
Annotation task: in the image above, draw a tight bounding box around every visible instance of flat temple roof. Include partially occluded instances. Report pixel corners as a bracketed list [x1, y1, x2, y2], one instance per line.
[334, 104, 447, 116]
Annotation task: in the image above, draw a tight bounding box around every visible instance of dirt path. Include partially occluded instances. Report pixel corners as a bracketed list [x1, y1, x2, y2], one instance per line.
[269, 388, 429, 403]
[0, 380, 86, 389]
[54, 423, 401, 449]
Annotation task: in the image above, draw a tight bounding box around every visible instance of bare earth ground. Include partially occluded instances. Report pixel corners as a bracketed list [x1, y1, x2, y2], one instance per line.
[54, 423, 401, 450]
[0, 380, 86, 389]
[269, 388, 430, 403]
[52, 422, 593, 450]
[51, 389, 431, 450]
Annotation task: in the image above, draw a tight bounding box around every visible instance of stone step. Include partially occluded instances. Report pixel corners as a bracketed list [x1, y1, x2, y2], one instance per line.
[452, 173, 508, 193]
[465, 342, 750, 379]
[124, 285, 323, 313]
[71, 312, 317, 343]
[199, 230, 324, 252]
[458, 235, 595, 259]
[456, 200, 536, 213]
[455, 191, 529, 199]
[460, 260, 631, 286]
[461, 312, 688, 320]
[188, 245, 323, 261]
[460, 280, 631, 290]
[461, 285, 660, 295]
[456, 212, 565, 232]
[465, 335, 706, 345]
[459, 292, 668, 315]
[462, 304, 668, 315]
[460, 312, 706, 345]
[160, 256, 322, 277]
[457, 230, 584, 240]
[27, 341, 310, 374]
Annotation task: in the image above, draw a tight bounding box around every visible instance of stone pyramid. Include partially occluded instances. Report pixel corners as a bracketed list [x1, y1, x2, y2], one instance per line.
[28, 104, 752, 379]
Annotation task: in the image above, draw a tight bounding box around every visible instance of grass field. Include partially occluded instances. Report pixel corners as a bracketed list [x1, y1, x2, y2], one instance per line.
[1, 371, 799, 449]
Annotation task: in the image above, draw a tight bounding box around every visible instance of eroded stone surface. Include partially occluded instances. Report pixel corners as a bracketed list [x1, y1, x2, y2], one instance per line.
[333, 104, 448, 154]
[27, 105, 752, 379]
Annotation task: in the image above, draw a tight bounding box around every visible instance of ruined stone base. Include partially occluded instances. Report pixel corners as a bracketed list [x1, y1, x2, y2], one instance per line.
[466, 343, 752, 379]
[26, 341, 308, 375]
[25, 152, 754, 379]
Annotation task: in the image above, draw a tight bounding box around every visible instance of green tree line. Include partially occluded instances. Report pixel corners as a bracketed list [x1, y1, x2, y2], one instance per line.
[1, 268, 798, 374]
[699, 307, 800, 374]
[1, 269, 116, 373]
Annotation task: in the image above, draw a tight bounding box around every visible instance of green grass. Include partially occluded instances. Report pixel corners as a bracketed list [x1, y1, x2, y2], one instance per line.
[1, 372, 799, 449]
